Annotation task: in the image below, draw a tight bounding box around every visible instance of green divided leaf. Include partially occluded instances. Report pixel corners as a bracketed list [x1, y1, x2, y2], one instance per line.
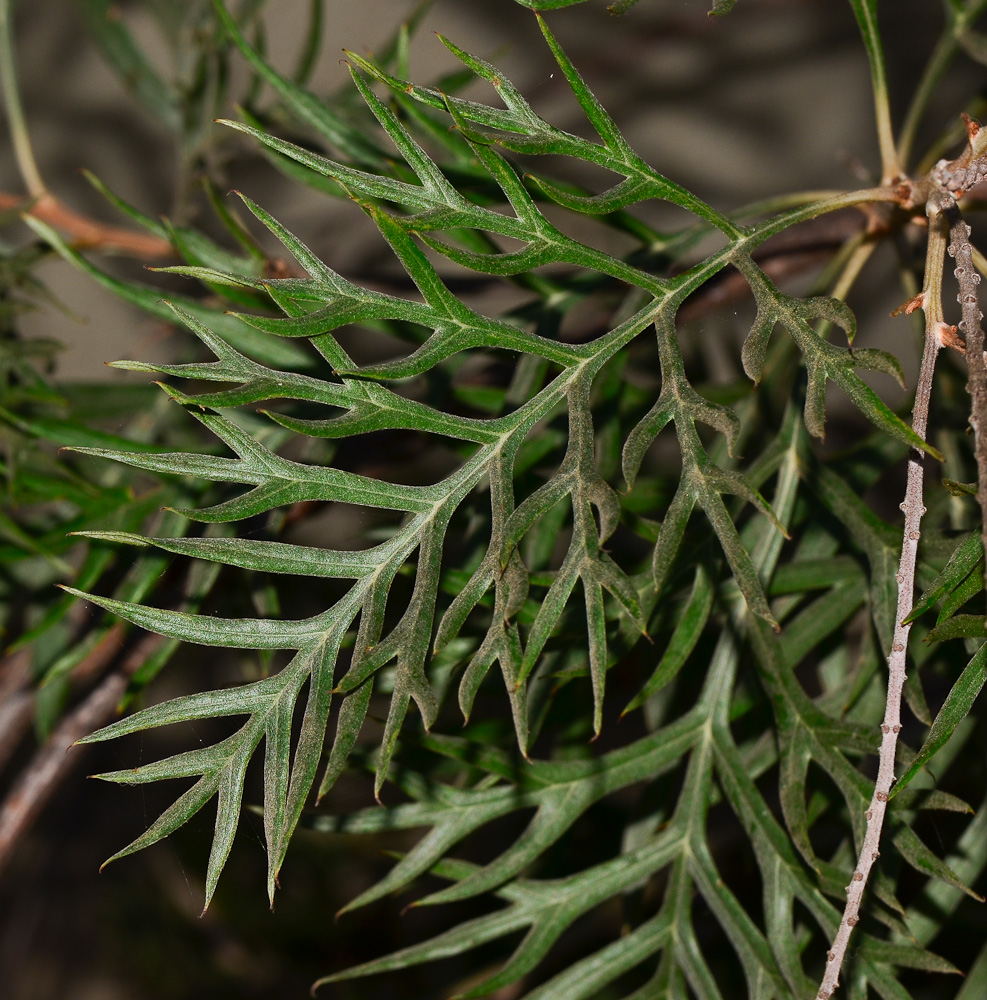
[35, 8, 986, 998]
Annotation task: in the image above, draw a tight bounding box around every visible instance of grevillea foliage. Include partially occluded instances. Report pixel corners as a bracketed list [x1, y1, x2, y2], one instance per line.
[9, 0, 987, 997]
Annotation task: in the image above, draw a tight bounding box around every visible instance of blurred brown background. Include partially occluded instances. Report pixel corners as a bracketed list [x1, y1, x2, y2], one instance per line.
[7, 0, 971, 380]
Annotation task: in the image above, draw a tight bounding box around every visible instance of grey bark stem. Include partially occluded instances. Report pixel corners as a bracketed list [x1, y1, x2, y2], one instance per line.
[816, 198, 947, 1000]
[946, 211, 987, 576]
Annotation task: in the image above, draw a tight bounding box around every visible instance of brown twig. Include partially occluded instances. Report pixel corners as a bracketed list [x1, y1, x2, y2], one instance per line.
[0, 625, 126, 772]
[0, 615, 109, 773]
[0, 630, 160, 876]
[0, 646, 30, 703]
[0, 690, 33, 776]
[0, 191, 172, 260]
[0, 670, 128, 875]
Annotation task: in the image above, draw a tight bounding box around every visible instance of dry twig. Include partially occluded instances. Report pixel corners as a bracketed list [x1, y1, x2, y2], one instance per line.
[0, 631, 160, 875]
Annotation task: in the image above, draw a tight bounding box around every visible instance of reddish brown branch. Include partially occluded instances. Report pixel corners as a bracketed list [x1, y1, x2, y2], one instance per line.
[0, 191, 172, 260]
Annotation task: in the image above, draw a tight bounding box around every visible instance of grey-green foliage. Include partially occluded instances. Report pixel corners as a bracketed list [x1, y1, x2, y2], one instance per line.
[33, 0, 987, 996]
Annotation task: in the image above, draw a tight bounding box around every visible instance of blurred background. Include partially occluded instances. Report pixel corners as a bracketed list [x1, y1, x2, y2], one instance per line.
[7, 0, 974, 379]
[0, 1, 981, 997]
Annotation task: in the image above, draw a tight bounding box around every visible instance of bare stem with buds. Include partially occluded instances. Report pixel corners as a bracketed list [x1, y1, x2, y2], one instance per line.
[817, 116, 987, 1000]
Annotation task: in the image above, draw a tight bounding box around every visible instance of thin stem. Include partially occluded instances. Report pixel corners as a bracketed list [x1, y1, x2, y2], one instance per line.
[796, 187, 903, 216]
[0, 630, 158, 876]
[0, 671, 128, 875]
[897, 30, 957, 171]
[732, 190, 859, 219]
[0, 191, 172, 259]
[0, 0, 45, 196]
[874, 96, 903, 186]
[848, 0, 903, 182]
[828, 236, 878, 301]
[816, 199, 947, 1000]
[0, 1, 170, 261]
[0, 649, 32, 775]
[894, 0, 987, 171]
